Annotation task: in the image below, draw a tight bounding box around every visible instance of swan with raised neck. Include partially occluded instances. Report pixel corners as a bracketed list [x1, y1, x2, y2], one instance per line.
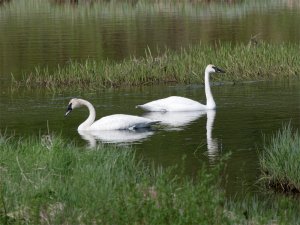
[136, 64, 225, 112]
[65, 98, 159, 131]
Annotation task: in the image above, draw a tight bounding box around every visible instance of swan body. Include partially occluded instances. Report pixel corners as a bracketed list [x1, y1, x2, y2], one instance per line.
[65, 98, 159, 131]
[136, 64, 225, 112]
[137, 96, 207, 112]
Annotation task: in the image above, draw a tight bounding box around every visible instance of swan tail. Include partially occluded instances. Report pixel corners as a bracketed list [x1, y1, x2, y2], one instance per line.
[136, 104, 154, 111]
[135, 105, 144, 109]
[136, 104, 166, 112]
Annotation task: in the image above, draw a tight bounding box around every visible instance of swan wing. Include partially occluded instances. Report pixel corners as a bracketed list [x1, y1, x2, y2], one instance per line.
[90, 114, 159, 130]
[137, 96, 206, 112]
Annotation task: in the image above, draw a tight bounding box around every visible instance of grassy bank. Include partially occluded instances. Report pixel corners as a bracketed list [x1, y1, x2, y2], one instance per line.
[18, 43, 300, 90]
[1, 135, 300, 224]
[0, 134, 227, 224]
[259, 124, 300, 193]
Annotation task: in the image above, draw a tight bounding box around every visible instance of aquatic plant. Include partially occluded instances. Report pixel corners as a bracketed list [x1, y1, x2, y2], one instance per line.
[259, 124, 300, 193]
[18, 43, 300, 90]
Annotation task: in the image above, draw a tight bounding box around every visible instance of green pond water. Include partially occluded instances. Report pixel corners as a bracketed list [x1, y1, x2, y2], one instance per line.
[0, 0, 299, 79]
[0, 0, 300, 196]
[1, 81, 300, 195]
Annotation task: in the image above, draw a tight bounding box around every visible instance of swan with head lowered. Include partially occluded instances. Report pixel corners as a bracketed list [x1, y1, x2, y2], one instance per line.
[65, 98, 159, 131]
[136, 64, 225, 112]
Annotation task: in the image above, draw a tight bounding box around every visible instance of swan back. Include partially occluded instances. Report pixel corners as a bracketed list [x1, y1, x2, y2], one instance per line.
[136, 96, 207, 112]
[90, 114, 159, 131]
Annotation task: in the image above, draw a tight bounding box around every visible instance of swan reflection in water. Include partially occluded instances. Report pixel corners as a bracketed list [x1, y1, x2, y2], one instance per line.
[144, 110, 219, 160]
[206, 110, 219, 161]
[143, 111, 206, 130]
[78, 110, 219, 160]
[78, 129, 154, 147]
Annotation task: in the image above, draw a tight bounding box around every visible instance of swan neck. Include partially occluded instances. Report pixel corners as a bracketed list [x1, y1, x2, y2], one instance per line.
[78, 99, 96, 130]
[205, 71, 215, 109]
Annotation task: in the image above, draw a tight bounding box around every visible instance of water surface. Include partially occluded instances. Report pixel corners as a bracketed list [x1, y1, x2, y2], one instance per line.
[0, 0, 299, 196]
[0, 0, 299, 81]
[1, 80, 299, 195]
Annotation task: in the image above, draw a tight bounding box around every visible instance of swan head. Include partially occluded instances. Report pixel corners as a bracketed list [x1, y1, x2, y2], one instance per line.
[205, 64, 225, 74]
[65, 98, 81, 116]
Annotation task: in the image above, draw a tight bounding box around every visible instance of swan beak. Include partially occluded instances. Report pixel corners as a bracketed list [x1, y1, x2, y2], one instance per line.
[215, 67, 225, 73]
[65, 103, 72, 116]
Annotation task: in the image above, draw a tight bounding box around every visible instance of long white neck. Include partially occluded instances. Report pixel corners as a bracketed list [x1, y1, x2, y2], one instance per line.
[204, 70, 216, 109]
[77, 99, 96, 130]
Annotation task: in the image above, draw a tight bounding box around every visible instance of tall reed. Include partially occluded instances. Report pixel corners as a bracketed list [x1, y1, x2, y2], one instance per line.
[19, 43, 300, 90]
[259, 124, 300, 193]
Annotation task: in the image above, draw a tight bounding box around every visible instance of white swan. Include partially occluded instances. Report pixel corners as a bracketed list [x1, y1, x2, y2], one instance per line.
[136, 64, 225, 111]
[65, 98, 159, 131]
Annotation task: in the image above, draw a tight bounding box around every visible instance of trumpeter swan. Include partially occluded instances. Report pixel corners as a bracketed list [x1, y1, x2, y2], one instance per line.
[136, 64, 225, 111]
[65, 98, 159, 131]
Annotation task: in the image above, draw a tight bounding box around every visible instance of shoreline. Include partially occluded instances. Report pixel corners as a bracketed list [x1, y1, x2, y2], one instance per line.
[14, 42, 300, 91]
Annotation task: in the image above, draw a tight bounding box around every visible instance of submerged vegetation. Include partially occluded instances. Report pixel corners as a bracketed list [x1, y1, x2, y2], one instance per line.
[18, 43, 300, 90]
[259, 124, 300, 193]
[1, 135, 300, 224]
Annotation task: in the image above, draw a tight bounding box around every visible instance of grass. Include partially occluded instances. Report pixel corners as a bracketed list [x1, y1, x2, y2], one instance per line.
[259, 124, 300, 193]
[225, 194, 300, 225]
[18, 43, 300, 90]
[0, 134, 228, 224]
[1, 134, 300, 224]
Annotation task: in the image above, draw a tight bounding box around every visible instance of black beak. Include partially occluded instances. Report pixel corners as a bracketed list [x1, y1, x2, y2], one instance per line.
[213, 66, 225, 73]
[65, 103, 72, 116]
